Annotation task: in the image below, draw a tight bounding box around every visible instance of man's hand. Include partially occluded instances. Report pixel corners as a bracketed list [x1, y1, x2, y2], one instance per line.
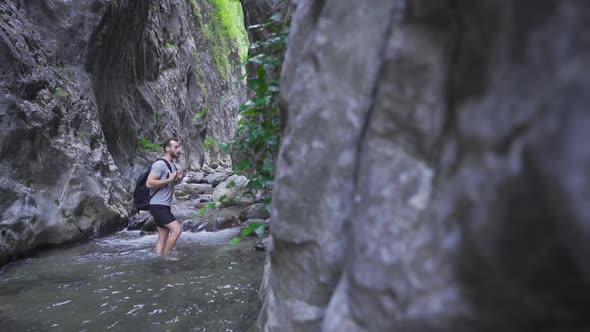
[175, 170, 184, 184]
[168, 171, 178, 183]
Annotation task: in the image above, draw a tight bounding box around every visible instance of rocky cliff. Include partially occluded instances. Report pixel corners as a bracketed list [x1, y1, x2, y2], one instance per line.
[0, 0, 247, 265]
[261, 1, 590, 331]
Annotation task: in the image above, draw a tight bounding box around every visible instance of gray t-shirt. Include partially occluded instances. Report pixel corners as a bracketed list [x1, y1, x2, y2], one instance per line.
[149, 159, 177, 206]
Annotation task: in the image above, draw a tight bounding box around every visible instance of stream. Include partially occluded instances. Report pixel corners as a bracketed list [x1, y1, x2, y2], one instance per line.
[0, 229, 266, 331]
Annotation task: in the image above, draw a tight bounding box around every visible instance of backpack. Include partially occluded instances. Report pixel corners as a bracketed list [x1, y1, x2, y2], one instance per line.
[130, 158, 172, 215]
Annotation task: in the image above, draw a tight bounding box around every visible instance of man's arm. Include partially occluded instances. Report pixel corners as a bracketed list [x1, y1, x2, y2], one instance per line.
[146, 170, 177, 189]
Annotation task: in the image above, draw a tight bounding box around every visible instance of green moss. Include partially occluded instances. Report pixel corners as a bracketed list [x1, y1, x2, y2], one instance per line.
[193, 51, 209, 105]
[164, 41, 175, 49]
[189, 0, 248, 80]
[209, 0, 249, 63]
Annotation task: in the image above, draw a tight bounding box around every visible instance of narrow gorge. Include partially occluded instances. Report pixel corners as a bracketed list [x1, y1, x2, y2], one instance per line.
[2, 0, 590, 331]
[0, 0, 252, 265]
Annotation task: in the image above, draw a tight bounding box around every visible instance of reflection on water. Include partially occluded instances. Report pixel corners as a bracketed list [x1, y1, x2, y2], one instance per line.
[0, 229, 265, 331]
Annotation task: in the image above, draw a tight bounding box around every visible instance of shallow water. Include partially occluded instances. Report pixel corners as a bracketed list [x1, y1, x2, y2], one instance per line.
[0, 229, 266, 331]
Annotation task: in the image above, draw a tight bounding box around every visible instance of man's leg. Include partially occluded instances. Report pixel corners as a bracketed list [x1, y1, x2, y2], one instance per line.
[155, 226, 169, 255]
[162, 220, 182, 254]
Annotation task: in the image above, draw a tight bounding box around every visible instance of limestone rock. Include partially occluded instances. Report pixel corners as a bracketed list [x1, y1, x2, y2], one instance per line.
[238, 203, 270, 222]
[216, 216, 240, 230]
[259, 1, 590, 331]
[205, 172, 231, 186]
[186, 172, 206, 184]
[212, 175, 254, 206]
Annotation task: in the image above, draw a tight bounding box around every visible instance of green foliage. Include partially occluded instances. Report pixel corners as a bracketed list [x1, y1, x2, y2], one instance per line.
[198, 202, 217, 215]
[192, 108, 208, 122]
[139, 138, 161, 152]
[189, 0, 248, 80]
[164, 41, 175, 49]
[204, 137, 218, 151]
[230, 222, 266, 244]
[210, 0, 249, 62]
[225, 15, 288, 194]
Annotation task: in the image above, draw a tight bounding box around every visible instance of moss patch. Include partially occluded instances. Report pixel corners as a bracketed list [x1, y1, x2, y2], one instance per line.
[189, 0, 248, 80]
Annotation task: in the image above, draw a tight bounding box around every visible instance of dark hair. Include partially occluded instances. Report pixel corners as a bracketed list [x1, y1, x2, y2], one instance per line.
[163, 138, 178, 151]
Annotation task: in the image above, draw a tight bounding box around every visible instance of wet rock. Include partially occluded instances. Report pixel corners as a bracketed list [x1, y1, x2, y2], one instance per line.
[181, 221, 204, 233]
[238, 203, 270, 221]
[127, 212, 153, 231]
[141, 219, 156, 233]
[216, 216, 240, 230]
[255, 236, 272, 251]
[240, 218, 268, 238]
[205, 222, 217, 232]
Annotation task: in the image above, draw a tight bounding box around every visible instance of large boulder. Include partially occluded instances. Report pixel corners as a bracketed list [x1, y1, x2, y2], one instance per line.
[259, 1, 590, 331]
[212, 175, 255, 206]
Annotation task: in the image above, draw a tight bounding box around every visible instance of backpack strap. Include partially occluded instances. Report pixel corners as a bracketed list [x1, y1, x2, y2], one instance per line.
[149, 158, 174, 198]
[156, 158, 173, 173]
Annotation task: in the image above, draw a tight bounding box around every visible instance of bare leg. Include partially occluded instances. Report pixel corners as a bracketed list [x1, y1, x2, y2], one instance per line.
[162, 221, 182, 254]
[155, 226, 169, 255]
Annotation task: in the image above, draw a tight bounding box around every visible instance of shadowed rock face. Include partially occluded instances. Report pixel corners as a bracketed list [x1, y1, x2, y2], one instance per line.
[0, 0, 246, 265]
[260, 1, 590, 331]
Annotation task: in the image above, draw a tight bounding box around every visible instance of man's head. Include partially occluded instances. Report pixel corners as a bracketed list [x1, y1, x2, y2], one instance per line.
[163, 138, 181, 159]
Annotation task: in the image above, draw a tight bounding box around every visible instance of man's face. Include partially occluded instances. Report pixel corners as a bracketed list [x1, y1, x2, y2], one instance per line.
[167, 140, 181, 158]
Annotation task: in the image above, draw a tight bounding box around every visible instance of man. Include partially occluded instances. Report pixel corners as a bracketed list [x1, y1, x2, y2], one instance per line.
[146, 138, 184, 258]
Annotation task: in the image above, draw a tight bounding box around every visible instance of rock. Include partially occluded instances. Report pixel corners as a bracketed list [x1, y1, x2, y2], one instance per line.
[205, 172, 230, 186]
[258, 1, 590, 331]
[141, 219, 156, 233]
[254, 236, 272, 251]
[205, 222, 217, 232]
[181, 221, 204, 233]
[175, 183, 208, 195]
[216, 216, 240, 230]
[238, 203, 270, 221]
[127, 212, 153, 231]
[212, 175, 255, 206]
[172, 210, 197, 223]
[174, 191, 191, 201]
[197, 194, 214, 203]
[186, 172, 206, 184]
[210, 163, 219, 169]
[240, 218, 268, 237]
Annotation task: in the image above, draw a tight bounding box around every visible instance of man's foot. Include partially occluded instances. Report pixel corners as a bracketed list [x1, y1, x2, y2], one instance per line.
[162, 255, 179, 261]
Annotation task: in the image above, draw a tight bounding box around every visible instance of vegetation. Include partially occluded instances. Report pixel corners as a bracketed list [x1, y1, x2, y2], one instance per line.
[224, 12, 288, 199]
[204, 136, 218, 152]
[210, 0, 249, 62]
[226, 13, 290, 243]
[189, 0, 248, 80]
[139, 138, 161, 152]
[187, 3, 290, 243]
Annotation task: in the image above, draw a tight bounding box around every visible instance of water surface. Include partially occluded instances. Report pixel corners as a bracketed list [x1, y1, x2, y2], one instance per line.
[0, 229, 265, 331]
